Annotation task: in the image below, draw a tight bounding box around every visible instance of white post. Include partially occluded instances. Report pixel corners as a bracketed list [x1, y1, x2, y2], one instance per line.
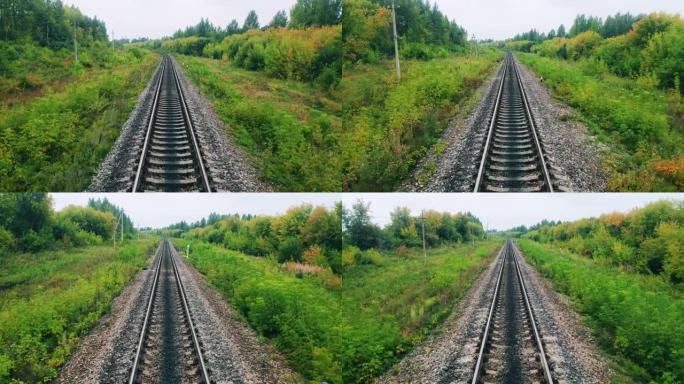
[421, 210, 426, 265]
[392, 0, 401, 81]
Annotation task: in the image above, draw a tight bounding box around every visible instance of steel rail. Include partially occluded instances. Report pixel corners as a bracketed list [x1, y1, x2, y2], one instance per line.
[473, 54, 507, 192]
[128, 241, 164, 384]
[471, 240, 554, 384]
[511, 56, 554, 192]
[169, 57, 212, 192]
[473, 53, 553, 192]
[168, 238, 211, 383]
[470, 243, 507, 384]
[511, 240, 554, 383]
[132, 58, 165, 192]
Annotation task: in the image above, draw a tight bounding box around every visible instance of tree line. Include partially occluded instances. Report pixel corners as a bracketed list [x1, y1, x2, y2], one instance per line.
[513, 12, 644, 43]
[525, 200, 684, 284]
[0, 194, 133, 254]
[0, 0, 107, 49]
[509, 12, 684, 94]
[178, 203, 344, 273]
[165, 0, 340, 42]
[342, 200, 484, 250]
[343, 0, 468, 64]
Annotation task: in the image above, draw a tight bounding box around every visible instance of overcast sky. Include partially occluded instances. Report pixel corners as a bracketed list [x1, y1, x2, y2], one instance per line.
[340, 193, 683, 230]
[64, 0, 297, 40]
[436, 0, 683, 40]
[64, 0, 683, 41]
[51, 193, 339, 228]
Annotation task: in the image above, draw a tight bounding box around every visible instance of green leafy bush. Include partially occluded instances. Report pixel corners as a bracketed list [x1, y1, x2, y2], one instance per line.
[517, 239, 684, 383]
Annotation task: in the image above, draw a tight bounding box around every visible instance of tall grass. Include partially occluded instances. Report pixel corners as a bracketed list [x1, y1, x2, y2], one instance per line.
[0, 239, 157, 382]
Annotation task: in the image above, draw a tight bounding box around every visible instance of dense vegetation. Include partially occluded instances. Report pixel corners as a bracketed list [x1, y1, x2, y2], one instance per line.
[0, 0, 159, 191]
[0, 0, 111, 99]
[138, 0, 342, 91]
[343, 199, 484, 250]
[340, 50, 501, 190]
[176, 55, 341, 191]
[525, 200, 684, 284]
[181, 203, 342, 271]
[517, 239, 683, 383]
[0, 240, 156, 383]
[343, 0, 468, 64]
[172, 202, 493, 383]
[0, 193, 134, 254]
[0, 192, 152, 382]
[177, 228, 496, 383]
[508, 13, 684, 190]
[0, 47, 157, 191]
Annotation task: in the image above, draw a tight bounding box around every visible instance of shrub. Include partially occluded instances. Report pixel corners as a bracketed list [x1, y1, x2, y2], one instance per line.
[566, 31, 602, 59]
[278, 237, 304, 263]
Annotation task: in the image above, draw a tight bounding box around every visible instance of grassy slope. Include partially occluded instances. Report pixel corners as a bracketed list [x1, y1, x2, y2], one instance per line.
[178, 238, 500, 383]
[0, 48, 159, 191]
[340, 49, 503, 191]
[517, 239, 684, 383]
[175, 55, 342, 191]
[517, 53, 684, 191]
[0, 238, 158, 383]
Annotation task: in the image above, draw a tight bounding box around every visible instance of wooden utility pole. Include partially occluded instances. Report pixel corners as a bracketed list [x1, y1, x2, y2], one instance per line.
[391, 0, 401, 81]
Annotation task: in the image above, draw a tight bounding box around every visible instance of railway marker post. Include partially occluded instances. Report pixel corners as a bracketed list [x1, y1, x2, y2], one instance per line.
[391, 0, 401, 81]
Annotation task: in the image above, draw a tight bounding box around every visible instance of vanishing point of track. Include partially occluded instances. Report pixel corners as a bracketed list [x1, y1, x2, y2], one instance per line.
[129, 239, 210, 383]
[132, 55, 212, 192]
[471, 239, 554, 384]
[474, 53, 553, 192]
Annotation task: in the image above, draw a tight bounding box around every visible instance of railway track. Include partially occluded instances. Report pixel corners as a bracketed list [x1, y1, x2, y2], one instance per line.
[474, 53, 553, 192]
[132, 55, 212, 192]
[471, 239, 554, 384]
[129, 239, 210, 383]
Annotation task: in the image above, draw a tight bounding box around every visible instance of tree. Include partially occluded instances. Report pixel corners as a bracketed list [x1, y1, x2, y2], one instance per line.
[290, 0, 341, 27]
[269, 10, 288, 28]
[557, 24, 566, 37]
[226, 19, 240, 35]
[343, 200, 381, 249]
[243, 10, 260, 31]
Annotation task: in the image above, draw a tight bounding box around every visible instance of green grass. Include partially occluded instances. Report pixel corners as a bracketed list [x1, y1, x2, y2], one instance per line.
[175, 55, 342, 191]
[517, 239, 684, 383]
[340, 49, 503, 191]
[0, 238, 158, 383]
[0, 48, 159, 191]
[517, 53, 684, 191]
[178, 238, 500, 383]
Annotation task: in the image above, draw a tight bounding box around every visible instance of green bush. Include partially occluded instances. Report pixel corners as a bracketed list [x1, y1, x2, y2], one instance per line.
[518, 239, 684, 383]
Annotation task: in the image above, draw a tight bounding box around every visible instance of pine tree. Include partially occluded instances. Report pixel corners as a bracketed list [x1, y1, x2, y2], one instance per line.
[243, 10, 259, 31]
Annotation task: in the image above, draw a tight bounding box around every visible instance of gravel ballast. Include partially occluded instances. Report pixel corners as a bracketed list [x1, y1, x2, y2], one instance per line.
[379, 240, 613, 384]
[58, 241, 296, 383]
[88, 55, 269, 192]
[403, 54, 608, 192]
